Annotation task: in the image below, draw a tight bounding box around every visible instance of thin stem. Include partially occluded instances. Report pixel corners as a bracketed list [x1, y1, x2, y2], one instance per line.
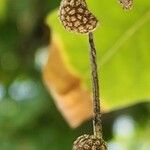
[88, 32, 102, 138]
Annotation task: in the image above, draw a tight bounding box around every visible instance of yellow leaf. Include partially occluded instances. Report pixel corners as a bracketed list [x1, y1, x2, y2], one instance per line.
[43, 33, 108, 128]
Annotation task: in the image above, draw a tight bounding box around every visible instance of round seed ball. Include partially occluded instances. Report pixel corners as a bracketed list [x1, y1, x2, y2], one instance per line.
[73, 134, 107, 150]
[118, 0, 133, 10]
[59, 0, 99, 34]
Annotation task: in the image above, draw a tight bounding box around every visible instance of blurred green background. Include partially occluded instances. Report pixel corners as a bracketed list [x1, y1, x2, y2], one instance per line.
[0, 0, 150, 150]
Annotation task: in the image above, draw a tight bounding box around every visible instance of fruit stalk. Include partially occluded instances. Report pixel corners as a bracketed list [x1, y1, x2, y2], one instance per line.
[88, 32, 102, 138]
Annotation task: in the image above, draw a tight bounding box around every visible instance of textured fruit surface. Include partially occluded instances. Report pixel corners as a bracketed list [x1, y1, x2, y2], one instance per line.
[119, 0, 133, 9]
[59, 0, 98, 34]
[73, 134, 107, 150]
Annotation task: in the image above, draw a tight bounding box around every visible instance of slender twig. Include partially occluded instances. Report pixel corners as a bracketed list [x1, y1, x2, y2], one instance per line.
[88, 32, 102, 138]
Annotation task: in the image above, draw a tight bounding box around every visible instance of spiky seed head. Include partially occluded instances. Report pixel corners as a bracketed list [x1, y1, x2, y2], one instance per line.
[73, 134, 107, 150]
[59, 0, 99, 34]
[119, 0, 133, 10]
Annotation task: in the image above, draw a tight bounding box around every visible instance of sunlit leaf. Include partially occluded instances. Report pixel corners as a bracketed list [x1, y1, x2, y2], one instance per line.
[46, 0, 150, 113]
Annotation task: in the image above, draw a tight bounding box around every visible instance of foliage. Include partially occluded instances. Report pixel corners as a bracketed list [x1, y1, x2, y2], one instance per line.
[47, 0, 150, 110]
[0, 0, 149, 150]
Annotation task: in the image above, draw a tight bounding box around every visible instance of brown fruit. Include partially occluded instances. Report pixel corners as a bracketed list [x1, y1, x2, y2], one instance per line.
[73, 134, 107, 150]
[59, 0, 99, 34]
[118, 0, 133, 10]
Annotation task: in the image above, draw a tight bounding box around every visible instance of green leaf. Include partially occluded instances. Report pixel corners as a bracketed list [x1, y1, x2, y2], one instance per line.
[0, 0, 7, 21]
[46, 0, 150, 111]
